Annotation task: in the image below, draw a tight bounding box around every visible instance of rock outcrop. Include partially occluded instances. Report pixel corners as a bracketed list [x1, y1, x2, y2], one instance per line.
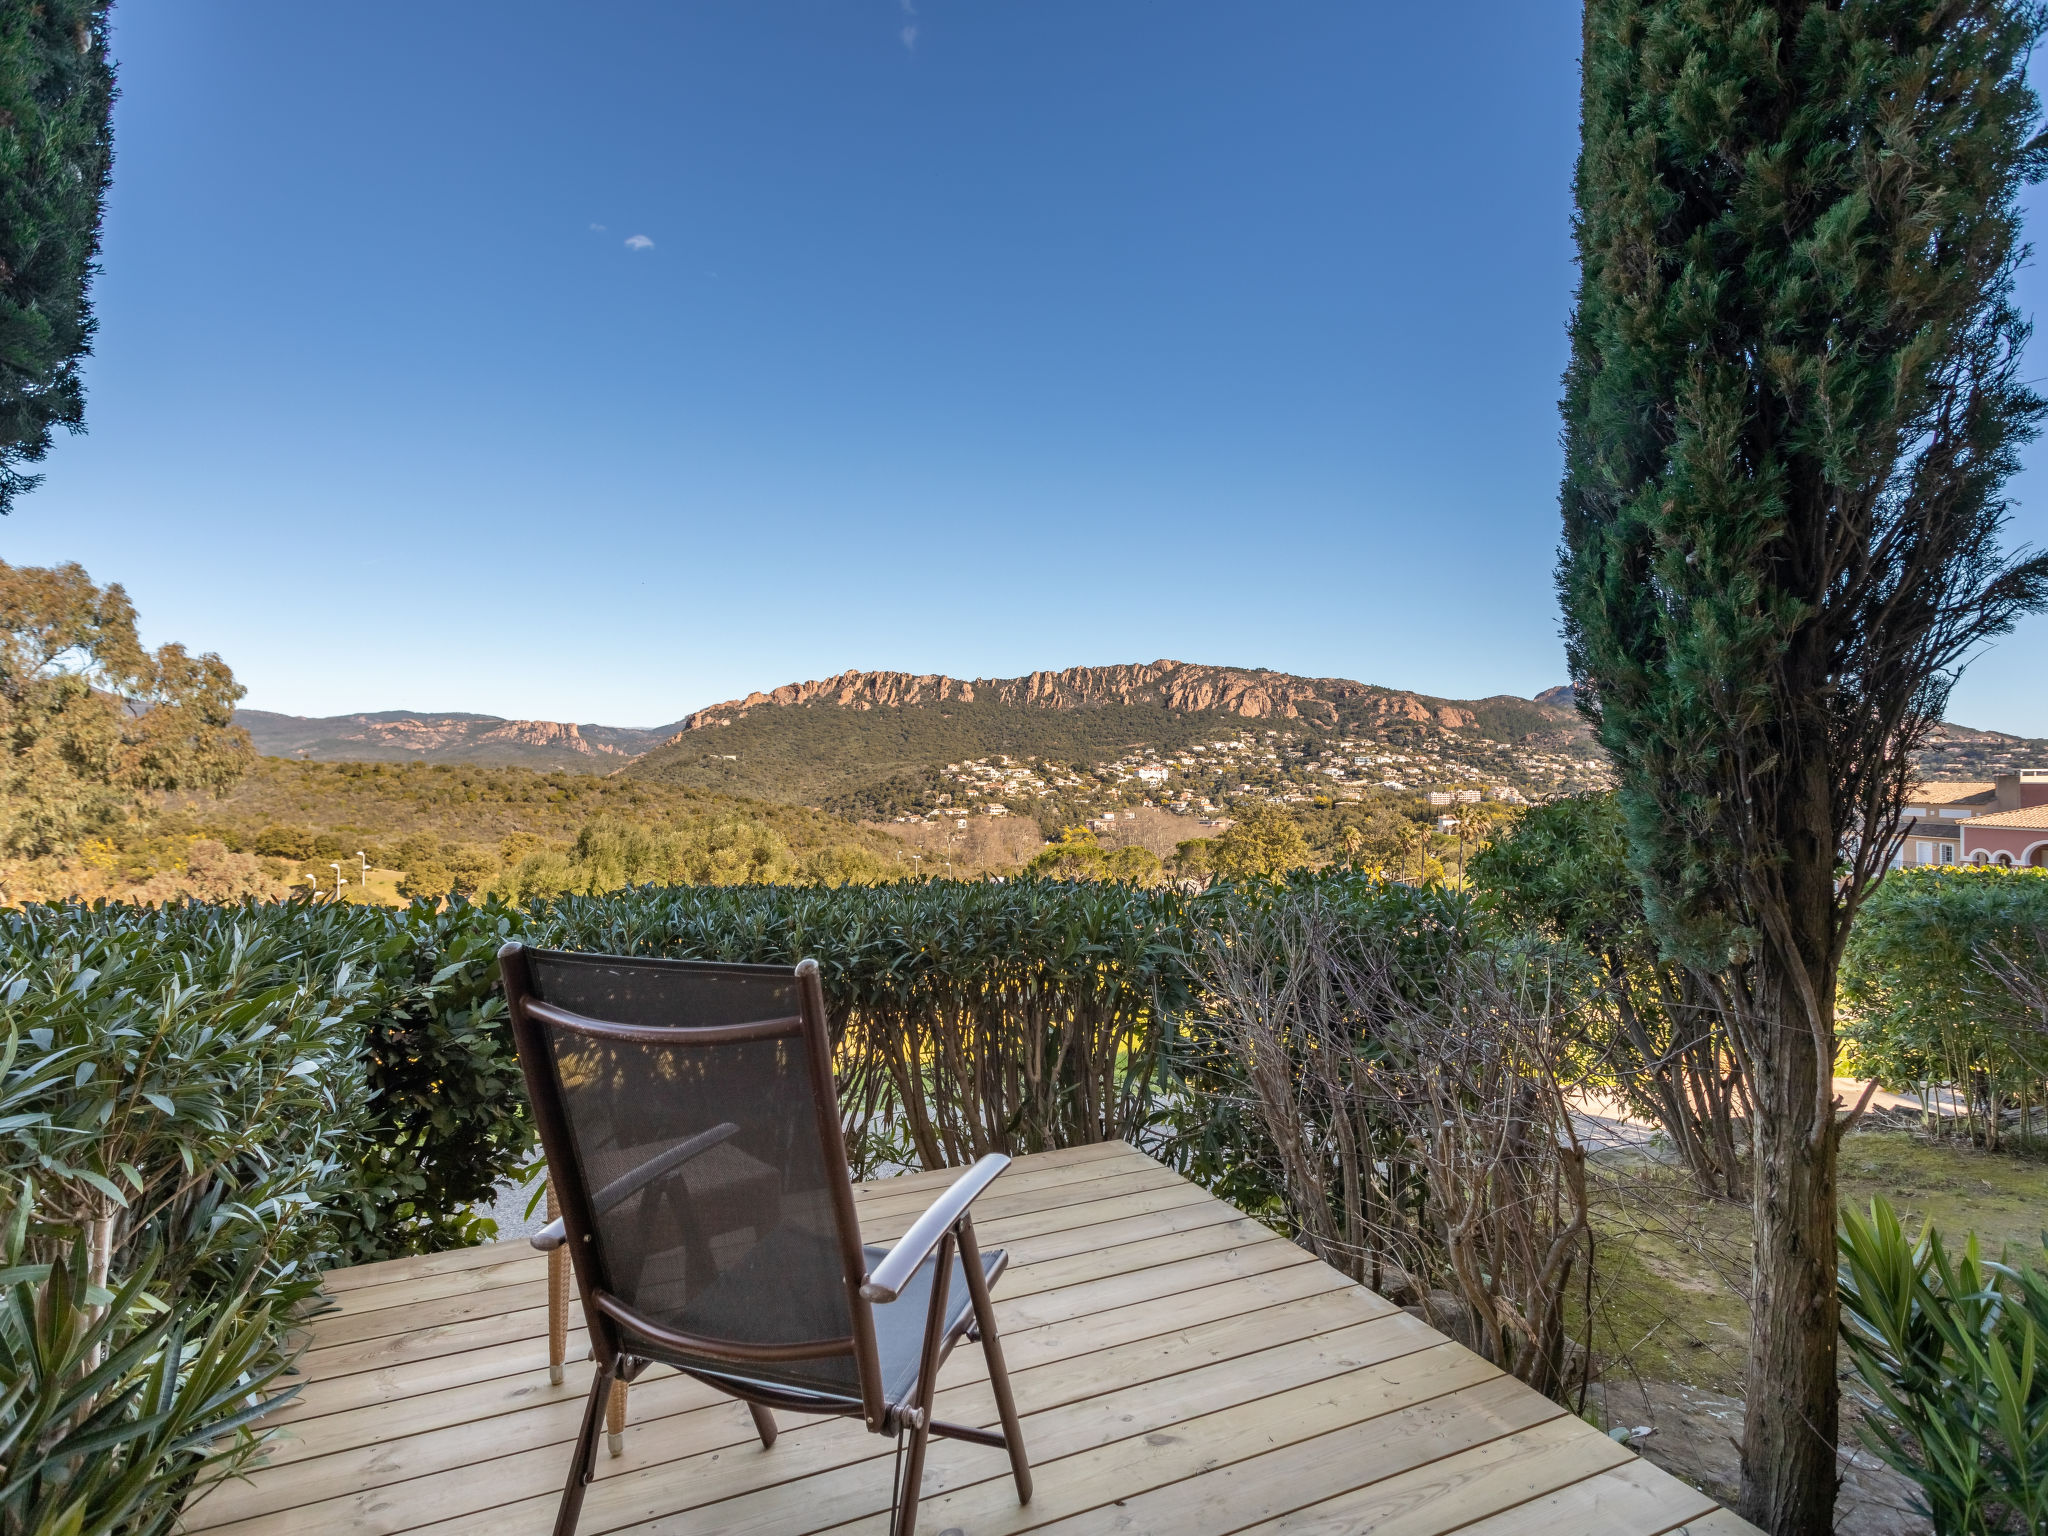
[674, 660, 1506, 737]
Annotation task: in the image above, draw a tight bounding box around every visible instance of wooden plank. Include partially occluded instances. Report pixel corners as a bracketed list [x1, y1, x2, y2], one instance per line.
[816, 1344, 1517, 1536]
[1667, 1508, 1767, 1536]
[201, 1144, 1753, 1536]
[1442, 1457, 1719, 1536]
[1233, 1414, 1636, 1536]
[195, 1274, 1410, 1536]
[248, 1217, 1321, 1466]
[294, 1187, 1277, 1368]
[408, 1306, 1447, 1536]
[329, 1146, 1162, 1318]
[291, 1216, 1327, 1389]
[269, 1208, 1277, 1427]
[853, 1162, 1185, 1232]
[849, 1138, 1142, 1199]
[315, 1141, 1145, 1294]
[973, 1372, 1565, 1536]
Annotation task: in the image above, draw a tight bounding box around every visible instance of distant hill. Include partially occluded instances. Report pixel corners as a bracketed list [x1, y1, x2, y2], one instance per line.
[241, 664, 2045, 825]
[236, 709, 687, 772]
[625, 660, 1608, 820]
[1912, 719, 2048, 779]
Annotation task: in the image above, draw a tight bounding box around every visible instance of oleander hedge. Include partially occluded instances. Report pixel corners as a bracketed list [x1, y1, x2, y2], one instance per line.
[0, 871, 1475, 1533]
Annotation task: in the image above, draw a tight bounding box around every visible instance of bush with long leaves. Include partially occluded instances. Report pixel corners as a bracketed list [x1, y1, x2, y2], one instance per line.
[1839, 1197, 2048, 1534]
[0, 1232, 292, 1536]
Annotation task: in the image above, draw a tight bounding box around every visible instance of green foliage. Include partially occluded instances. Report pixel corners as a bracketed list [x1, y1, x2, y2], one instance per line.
[332, 899, 528, 1255]
[0, 903, 374, 1533]
[1472, 793, 1748, 1196]
[1023, 828, 1164, 886]
[1562, 7, 2048, 1519]
[1841, 866, 2048, 1136]
[0, 564, 254, 861]
[1561, 0, 2048, 972]
[0, 1, 114, 514]
[0, 1237, 295, 1536]
[1201, 803, 1312, 882]
[1839, 1198, 2048, 1533]
[527, 877, 1198, 1174]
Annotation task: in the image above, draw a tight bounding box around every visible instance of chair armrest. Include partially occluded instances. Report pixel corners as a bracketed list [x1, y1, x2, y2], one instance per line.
[531, 1218, 567, 1252]
[860, 1154, 1010, 1303]
[590, 1122, 741, 1215]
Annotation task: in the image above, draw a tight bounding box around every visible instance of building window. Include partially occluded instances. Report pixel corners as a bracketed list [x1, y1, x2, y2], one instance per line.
[1916, 840, 1932, 864]
[1940, 843, 1954, 864]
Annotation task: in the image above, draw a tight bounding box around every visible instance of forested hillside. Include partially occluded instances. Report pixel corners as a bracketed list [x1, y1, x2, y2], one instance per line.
[626, 660, 1608, 823]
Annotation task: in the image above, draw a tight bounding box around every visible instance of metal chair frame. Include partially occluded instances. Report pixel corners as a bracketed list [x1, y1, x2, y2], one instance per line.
[501, 943, 1032, 1536]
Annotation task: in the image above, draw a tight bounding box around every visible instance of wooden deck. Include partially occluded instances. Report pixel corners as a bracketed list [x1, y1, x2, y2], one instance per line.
[182, 1142, 1753, 1536]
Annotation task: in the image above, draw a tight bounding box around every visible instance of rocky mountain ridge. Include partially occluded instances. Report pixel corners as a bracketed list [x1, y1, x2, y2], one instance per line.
[675, 660, 1502, 736]
[236, 709, 687, 772]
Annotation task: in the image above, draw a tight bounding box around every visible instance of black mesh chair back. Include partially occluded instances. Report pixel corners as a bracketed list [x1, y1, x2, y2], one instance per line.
[501, 943, 1030, 1536]
[506, 947, 883, 1415]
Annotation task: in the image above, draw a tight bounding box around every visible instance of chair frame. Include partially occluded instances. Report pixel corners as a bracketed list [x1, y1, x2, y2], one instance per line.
[501, 942, 1032, 1536]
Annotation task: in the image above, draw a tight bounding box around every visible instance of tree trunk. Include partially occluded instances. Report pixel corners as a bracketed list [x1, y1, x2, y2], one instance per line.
[1739, 993, 1840, 1534]
[1741, 1044, 1840, 1531]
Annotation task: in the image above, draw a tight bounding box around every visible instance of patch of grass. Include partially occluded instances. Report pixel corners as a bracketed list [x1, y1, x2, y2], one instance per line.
[1586, 1128, 2048, 1406]
[1838, 1129, 2048, 1268]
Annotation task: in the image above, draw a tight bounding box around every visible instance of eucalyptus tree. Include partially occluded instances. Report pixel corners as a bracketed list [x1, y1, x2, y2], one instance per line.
[1560, 3, 2048, 1529]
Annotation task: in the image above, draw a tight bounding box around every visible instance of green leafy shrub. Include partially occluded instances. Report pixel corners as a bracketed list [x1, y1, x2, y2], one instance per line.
[526, 876, 1196, 1174]
[0, 1234, 294, 1536]
[1842, 867, 2048, 1147]
[1839, 1197, 2048, 1533]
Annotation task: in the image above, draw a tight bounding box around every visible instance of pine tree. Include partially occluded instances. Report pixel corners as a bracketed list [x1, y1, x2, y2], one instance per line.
[0, 0, 115, 513]
[1560, 4, 2048, 1530]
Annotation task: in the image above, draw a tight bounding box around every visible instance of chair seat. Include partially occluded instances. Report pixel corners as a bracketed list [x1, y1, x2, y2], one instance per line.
[633, 1233, 1005, 1410]
[864, 1242, 1006, 1407]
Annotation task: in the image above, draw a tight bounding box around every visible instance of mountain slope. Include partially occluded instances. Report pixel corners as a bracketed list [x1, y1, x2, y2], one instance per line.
[625, 660, 1607, 819]
[236, 709, 687, 771]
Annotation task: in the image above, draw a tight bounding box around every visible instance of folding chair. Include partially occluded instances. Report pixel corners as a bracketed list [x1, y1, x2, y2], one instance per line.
[501, 943, 1033, 1536]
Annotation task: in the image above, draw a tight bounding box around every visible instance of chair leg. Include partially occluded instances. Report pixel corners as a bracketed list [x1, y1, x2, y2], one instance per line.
[747, 1399, 778, 1449]
[606, 1376, 628, 1457]
[555, 1362, 612, 1536]
[546, 1184, 567, 1386]
[958, 1215, 1031, 1505]
[889, 1229, 955, 1536]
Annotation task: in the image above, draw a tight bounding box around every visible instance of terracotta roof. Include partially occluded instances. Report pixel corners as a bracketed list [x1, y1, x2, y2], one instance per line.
[1965, 805, 2048, 829]
[1907, 780, 1996, 803]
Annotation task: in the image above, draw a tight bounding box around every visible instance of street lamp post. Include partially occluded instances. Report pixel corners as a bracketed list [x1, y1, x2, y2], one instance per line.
[330, 862, 347, 901]
[356, 850, 369, 896]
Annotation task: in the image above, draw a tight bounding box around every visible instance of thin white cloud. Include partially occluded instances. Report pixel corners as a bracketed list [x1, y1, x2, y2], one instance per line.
[625, 235, 654, 251]
[901, 23, 917, 49]
[589, 222, 607, 232]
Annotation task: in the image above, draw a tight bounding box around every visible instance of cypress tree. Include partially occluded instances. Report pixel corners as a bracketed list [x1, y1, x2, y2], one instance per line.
[1560, 3, 2048, 1530]
[0, 0, 114, 514]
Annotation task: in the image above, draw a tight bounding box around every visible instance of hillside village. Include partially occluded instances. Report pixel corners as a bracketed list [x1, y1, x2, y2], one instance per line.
[910, 726, 1613, 830]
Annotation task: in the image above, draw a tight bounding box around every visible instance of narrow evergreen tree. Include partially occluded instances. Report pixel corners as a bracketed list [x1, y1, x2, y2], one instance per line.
[0, 0, 114, 513]
[1560, 4, 2048, 1531]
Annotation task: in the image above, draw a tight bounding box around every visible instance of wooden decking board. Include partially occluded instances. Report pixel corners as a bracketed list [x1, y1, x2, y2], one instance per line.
[323, 1183, 1257, 1348]
[193, 1146, 1739, 1536]
[315, 1143, 1142, 1295]
[436, 1309, 1448, 1536]
[327, 1148, 1175, 1321]
[1242, 1415, 1634, 1536]
[228, 1218, 1347, 1490]
[201, 1238, 1379, 1535]
[814, 1342, 1514, 1536]
[1442, 1459, 1719, 1536]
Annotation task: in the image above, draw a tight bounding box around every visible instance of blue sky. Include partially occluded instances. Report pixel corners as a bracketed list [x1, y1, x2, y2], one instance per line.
[5, 2, 2047, 734]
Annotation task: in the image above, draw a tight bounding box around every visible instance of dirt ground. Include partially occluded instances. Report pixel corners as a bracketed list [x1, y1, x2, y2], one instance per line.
[1587, 1123, 2048, 1535]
